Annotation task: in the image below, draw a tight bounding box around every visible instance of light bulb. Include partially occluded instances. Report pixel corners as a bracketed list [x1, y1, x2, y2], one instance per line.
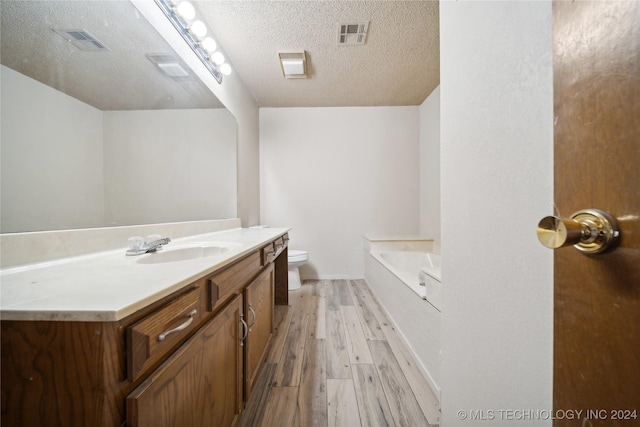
[201, 37, 217, 53]
[211, 51, 225, 66]
[190, 20, 207, 39]
[176, 1, 195, 21]
[220, 63, 232, 75]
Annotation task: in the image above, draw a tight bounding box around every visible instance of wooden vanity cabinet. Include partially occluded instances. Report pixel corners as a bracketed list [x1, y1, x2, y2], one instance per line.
[126, 244, 279, 426]
[243, 262, 275, 399]
[0, 233, 289, 427]
[126, 294, 244, 427]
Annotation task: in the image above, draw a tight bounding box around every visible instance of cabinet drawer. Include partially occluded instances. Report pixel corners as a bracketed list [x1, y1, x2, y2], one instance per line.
[126, 295, 244, 427]
[127, 287, 202, 381]
[262, 243, 276, 265]
[207, 251, 261, 312]
[262, 234, 289, 265]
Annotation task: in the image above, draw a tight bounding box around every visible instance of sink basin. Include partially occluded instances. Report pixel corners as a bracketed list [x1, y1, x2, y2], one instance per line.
[136, 242, 241, 264]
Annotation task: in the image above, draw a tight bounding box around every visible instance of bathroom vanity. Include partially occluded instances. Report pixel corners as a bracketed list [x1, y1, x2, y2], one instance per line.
[0, 228, 289, 426]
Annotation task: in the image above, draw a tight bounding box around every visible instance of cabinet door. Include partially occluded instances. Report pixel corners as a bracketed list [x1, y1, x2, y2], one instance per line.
[243, 263, 275, 399]
[126, 295, 243, 427]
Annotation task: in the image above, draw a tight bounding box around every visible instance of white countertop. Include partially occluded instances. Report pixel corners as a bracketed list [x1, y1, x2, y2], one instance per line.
[0, 227, 289, 322]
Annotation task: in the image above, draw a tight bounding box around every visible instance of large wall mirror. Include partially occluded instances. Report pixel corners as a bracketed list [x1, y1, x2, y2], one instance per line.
[1, 0, 237, 233]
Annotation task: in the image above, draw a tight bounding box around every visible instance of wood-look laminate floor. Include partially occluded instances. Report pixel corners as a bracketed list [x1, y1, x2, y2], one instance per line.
[240, 279, 440, 427]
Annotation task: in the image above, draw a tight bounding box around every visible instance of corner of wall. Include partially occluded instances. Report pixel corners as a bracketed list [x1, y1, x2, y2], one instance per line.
[419, 85, 441, 239]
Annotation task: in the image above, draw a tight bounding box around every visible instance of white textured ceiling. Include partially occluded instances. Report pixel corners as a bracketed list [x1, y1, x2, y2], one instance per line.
[196, 0, 440, 107]
[1, 1, 439, 110]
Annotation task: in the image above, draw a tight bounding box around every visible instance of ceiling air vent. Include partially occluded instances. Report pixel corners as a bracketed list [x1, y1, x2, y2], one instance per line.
[337, 22, 369, 45]
[53, 29, 109, 51]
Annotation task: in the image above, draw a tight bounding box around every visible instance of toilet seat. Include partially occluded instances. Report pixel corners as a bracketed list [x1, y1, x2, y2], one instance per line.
[288, 250, 308, 262]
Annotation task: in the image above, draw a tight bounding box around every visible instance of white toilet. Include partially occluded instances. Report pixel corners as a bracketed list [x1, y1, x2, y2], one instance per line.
[287, 249, 308, 290]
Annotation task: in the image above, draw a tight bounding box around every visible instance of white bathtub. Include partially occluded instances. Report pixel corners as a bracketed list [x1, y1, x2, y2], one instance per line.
[364, 249, 441, 400]
[369, 251, 441, 311]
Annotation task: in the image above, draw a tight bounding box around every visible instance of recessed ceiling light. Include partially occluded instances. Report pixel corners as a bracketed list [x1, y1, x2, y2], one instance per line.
[278, 51, 307, 79]
[147, 53, 191, 79]
[157, 62, 189, 77]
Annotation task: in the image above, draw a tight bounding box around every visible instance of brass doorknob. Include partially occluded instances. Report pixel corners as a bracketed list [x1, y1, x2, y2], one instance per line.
[537, 209, 620, 254]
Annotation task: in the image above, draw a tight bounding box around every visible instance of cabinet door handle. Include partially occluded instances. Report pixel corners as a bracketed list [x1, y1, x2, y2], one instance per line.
[158, 309, 197, 342]
[240, 314, 248, 346]
[248, 304, 257, 330]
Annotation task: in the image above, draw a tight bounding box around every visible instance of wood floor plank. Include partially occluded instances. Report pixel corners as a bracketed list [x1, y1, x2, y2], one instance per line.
[369, 340, 429, 427]
[274, 312, 309, 386]
[290, 282, 315, 315]
[297, 338, 327, 427]
[335, 281, 354, 306]
[351, 364, 395, 427]
[260, 386, 300, 427]
[302, 282, 321, 342]
[352, 280, 440, 424]
[239, 363, 277, 427]
[266, 305, 294, 363]
[244, 279, 439, 427]
[313, 280, 327, 297]
[348, 280, 386, 340]
[325, 309, 351, 379]
[341, 306, 374, 364]
[327, 379, 361, 427]
[315, 281, 327, 340]
[326, 280, 340, 312]
[350, 280, 395, 332]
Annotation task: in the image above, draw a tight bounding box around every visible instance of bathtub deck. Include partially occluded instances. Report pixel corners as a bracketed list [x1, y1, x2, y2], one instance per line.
[239, 279, 441, 427]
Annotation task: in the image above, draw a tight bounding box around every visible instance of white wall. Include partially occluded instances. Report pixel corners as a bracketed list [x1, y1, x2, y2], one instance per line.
[1, 65, 105, 232]
[419, 85, 441, 238]
[103, 109, 237, 226]
[260, 107, 420, 278]
[440, 2, 554, 426]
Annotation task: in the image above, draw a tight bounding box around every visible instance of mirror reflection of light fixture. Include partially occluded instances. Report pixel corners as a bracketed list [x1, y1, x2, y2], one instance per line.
[156, 0, 231, 83]
[220, 63, 232, 76]
[175, 1, 195, 20]
[190, 20, 207, 39]
[201, 37, 217, 54]
[211, 51, 225, 66]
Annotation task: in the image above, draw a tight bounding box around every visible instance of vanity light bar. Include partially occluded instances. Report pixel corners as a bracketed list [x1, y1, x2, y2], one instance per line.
[154, 0, 231, 83]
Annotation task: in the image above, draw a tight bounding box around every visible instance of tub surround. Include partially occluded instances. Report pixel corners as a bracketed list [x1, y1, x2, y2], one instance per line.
[1, 226, 289, 322]
[364, 234, 439, 254]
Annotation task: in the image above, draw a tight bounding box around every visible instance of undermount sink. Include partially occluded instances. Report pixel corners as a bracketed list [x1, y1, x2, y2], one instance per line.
[136, 242, 241, 264]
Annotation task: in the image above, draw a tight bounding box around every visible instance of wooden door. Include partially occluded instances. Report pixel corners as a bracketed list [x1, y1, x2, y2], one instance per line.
[553, 1, 640, 425]
[243, 263, 275, 400]
[126, 295, 244, 427]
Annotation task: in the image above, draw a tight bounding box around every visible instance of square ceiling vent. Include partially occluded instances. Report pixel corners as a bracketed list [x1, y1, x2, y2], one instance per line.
[53, 29, 109, 51]
[278, 51, 307, 79]
[337, 22, 369, 45]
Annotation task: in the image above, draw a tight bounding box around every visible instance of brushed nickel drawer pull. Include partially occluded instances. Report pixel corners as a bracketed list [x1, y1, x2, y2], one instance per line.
[248, 304, 257, 330]
[240, 314, 248, 346]
[158, 309, 197, 342]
